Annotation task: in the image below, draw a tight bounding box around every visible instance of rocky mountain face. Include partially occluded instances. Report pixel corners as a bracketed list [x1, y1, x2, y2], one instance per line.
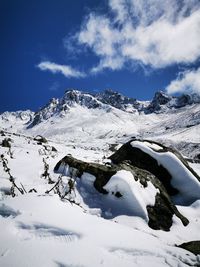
[1, 89, 200, 129]
[146, 91, 200, 113]
[19, 89, 200, 128]
[1, 89, 200, 160]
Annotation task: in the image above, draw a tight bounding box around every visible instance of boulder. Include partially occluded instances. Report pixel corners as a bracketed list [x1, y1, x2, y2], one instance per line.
[33, 135, 48, 144]
[177, 241, 200, 255]
[1, 138, 12, 148]
[109, 139, 200, 205]
[54, 155, 189, 231]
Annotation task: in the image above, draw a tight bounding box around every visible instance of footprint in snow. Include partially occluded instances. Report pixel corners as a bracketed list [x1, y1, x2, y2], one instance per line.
[16, 222, 81, 242]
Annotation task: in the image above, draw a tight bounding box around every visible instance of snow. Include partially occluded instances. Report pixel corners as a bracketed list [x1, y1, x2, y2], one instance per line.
[103, 170, 158, 220]
[0, 132, 199, 266]
[0, 93, 200, 266]
[0, 195, 199, 267]
[143, 141, 163, 151]
[131, 140, 200, 205]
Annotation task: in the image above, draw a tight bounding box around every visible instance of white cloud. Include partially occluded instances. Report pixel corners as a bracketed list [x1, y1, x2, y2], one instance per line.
[68, 0, 200, 73]
[37, 61, 85, 78]
[166, 67, 200, 95]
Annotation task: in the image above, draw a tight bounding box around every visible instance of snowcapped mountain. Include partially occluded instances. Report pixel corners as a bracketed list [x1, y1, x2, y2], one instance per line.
[1, 89, 199, 159]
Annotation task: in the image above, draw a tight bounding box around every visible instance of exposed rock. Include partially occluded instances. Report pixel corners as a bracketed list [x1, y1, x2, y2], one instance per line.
[33, 135, 48, 144]
[0, 130, 5, 136]
[54, 155, 189, 231]
[177, 94, 200, 107]
[96, 89, 143, 113]
[25, 89, 200, 128]
[109, 139, 200, 199]
[146, 91, 172, 113]
[1, 138, 12, 148]
[51, 146, 57, 152]
[118, 162, 189, 231]
[177, 241, 200, 255]
[54, 155, 117, 194]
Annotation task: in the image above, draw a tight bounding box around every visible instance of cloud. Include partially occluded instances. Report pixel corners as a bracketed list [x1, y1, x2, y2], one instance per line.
[66, 0, 200, 73]
[49, 81, 60, 91]
[37, 61, 85, 78]
[166, 67, 200, 95]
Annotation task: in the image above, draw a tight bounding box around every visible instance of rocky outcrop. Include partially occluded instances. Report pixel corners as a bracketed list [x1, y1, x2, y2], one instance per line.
[109, 139, 200, 200]
[177, 241, 200, 255]
[1, 138, 12, 148]
[33, 135, 48, 144]
[54, 154, 189, 231]
[146, 91, 172, 113]
[54, 155, 117, 194]
[96, 89, 143, 113]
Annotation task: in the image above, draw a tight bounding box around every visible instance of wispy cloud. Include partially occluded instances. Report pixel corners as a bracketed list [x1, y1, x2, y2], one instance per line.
[37, 61, 85, 78]
[66, 0, 200, 73]
[166, 67, 200, 95]
[49, 81, 60, 92]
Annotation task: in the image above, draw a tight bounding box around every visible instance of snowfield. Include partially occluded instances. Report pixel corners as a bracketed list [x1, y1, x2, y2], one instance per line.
[0, 90, 200, 266]
[0, 132, 200, 267]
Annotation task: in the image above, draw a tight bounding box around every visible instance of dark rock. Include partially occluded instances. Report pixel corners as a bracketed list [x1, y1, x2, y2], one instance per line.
[54, 155, 189, 231]
[177, 93, 200, 107]
[96, 89, 142, 113]
[1, 138, 11, 148]
[0, 130, 5, 136]
[109, 139, 200, 197]
[177, 241, 200, 255]
[118, 162, 189, 231]
[115, 191, 123, 198]
[146, 91, 172, 113]
[52, 146, 57, 152]
[33, 135, 48, 144]
[54, 155, 117, 194]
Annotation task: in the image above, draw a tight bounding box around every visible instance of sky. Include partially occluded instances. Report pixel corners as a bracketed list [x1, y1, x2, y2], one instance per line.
[0, 0, 200, 112]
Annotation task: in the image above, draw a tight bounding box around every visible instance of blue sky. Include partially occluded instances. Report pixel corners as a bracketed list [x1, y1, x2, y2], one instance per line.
[1, 0, 200, 112]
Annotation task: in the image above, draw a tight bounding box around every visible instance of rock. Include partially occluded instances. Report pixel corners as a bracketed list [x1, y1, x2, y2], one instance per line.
[118, 162, 189, 231]
[33, 135, 48, 144]
[109, 139, 200, 200]
[177, 93, 200, 107]
[146, 91, 172, 113]
[96, 89, 142, 113]
[0, 130, 5, 136]
[177, 241, 200, 255]
[52, 146, 57, 152]
[54, 155, 189, 231]
[1, 138, 11, 148]
[54, 155, 117, 194]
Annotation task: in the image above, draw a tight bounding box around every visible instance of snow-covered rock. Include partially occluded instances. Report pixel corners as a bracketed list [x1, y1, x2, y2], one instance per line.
[110, 139, 200, 205]
[54, 153, 189, 231]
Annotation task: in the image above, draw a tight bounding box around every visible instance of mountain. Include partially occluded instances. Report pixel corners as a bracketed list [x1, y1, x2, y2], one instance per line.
[1, 89, 199, 159]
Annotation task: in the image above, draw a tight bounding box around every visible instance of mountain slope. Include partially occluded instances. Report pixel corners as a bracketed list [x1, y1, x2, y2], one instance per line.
[1, 89, 200, 158]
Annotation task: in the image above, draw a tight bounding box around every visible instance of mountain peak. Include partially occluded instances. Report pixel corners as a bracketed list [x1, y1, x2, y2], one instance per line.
[25, 89, 200, 128]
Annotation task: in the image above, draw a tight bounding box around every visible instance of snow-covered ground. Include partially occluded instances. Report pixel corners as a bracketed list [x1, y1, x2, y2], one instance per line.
[0, 132, 200, 266]
[0, 90, 200, 266]
[1, 101, 200, 159]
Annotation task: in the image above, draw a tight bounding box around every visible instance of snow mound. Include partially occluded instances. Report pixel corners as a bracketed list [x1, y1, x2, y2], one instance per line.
[103, 170, 158, 220]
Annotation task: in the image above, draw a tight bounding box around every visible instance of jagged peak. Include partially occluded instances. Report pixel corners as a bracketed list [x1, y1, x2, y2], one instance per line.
[26, 88, 200, 128]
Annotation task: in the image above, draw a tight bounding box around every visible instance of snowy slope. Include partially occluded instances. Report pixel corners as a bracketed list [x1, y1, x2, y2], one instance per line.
[0, 131, 200, 267]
